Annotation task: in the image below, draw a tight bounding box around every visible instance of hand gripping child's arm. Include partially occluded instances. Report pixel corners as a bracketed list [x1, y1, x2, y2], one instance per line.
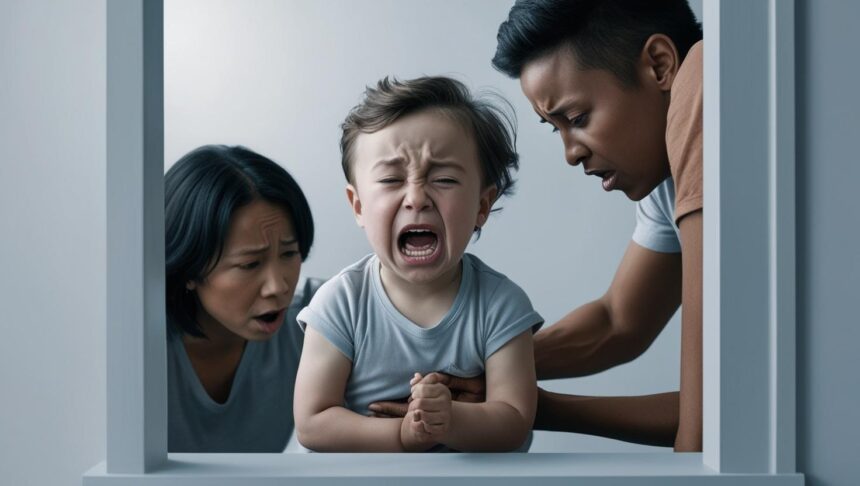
[293, 327, 436, 452]
[409, 330, 537, 451]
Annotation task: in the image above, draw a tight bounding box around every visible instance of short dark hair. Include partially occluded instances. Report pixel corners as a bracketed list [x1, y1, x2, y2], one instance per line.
[492, 0, 702, 86]
[339, 76, 519, 204]
[165, 145, 314, 337]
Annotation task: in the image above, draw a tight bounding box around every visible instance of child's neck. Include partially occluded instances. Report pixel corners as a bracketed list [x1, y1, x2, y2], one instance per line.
[379, 259, 463, 329]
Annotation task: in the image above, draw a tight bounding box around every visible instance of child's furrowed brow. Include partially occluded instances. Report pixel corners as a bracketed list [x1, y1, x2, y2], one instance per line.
[370, 158, 406, 171]
[428, 161, 466, 172]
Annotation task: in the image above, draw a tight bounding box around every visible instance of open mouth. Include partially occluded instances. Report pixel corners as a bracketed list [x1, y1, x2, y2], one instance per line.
[397, 226, 440, 263]
[255, 311, 281, 323]
[253, 308, 285, 334]
[588, 169, 617, 191]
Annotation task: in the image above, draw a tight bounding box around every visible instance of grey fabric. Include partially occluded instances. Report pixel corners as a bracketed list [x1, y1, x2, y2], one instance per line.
[632, 177, 683, 253]
[167, 277, 322, 452]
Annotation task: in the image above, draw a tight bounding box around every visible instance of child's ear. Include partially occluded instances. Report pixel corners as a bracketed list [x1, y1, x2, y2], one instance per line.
[640, 34, 680, 92]
[345, 183, 364, 227]
[475, 185, 498, 228]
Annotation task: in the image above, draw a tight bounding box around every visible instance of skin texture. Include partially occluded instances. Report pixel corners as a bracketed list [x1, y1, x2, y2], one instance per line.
[183, 200, 302, 403]
[293, 110, 536, 451]
[517, 34, 703, 451]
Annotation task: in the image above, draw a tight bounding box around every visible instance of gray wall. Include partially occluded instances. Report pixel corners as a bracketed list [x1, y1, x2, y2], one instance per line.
[796, 1, 860, 485]
[0, 1, 106, 485]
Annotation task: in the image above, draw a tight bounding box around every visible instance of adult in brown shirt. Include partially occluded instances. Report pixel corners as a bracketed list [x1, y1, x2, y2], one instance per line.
[493, 0, 704, 451]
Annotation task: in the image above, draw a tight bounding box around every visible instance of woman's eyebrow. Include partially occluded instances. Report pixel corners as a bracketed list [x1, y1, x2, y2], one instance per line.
[228, 238, 297, 257]
[228, 245, 268, 257]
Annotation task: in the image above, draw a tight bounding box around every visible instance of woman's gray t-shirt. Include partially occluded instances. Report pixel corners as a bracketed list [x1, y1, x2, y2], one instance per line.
[167, 277, 322, 452]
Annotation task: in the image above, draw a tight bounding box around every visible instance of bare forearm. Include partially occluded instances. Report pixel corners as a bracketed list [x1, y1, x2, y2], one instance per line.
[297, 406, 404, 452]
[442, 401, 532, 452]
[534, 388, 679, 447]
[675, 210, 703, 452]
[534, 300, 643, 379]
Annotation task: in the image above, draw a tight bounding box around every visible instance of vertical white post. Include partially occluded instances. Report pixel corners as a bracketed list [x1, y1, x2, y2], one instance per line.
[769, 0, 796, 475]
[106, 0, 166, 473]
[703, 0, 774, 473]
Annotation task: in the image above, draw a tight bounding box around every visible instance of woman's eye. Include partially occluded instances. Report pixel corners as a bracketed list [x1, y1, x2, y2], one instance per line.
[238, 261, 260, 270]
[378, 177, 401, 184]
[281, 250, 299, 259]
[435, 178, 458, 185]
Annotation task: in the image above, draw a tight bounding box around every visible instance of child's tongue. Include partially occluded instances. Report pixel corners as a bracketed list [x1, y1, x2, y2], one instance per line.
[403, 233, 436, 249]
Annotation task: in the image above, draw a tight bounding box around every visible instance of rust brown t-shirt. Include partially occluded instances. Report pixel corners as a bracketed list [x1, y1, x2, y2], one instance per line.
[666, 40, 704, 223]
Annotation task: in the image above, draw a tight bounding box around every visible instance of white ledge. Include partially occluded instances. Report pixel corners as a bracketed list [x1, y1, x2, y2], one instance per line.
[84, 453, 803, 485]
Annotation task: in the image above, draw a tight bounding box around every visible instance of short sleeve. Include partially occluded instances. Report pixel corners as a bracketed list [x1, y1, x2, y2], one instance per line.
[483, 278, 544, 359]
[295, 276, 355, 362]
[666, 40, 703, 223]
[632, 184, 682, 253]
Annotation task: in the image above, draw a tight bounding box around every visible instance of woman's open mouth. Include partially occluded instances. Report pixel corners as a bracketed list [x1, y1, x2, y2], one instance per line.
[397, 226, 441, 265]
[253, 308, 285, 334]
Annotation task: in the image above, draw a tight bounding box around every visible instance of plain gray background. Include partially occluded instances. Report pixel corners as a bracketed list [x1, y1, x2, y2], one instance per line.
[1, 0, 857, 484]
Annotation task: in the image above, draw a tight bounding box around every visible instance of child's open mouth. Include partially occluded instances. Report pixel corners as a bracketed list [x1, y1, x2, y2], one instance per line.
[397, 226, 440, 264]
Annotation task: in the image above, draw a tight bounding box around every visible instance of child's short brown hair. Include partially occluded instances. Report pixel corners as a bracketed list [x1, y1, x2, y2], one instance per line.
[340, 76, 519, 202]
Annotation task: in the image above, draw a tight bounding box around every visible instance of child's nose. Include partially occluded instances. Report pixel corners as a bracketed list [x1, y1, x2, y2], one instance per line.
[403, 182, 432, 211]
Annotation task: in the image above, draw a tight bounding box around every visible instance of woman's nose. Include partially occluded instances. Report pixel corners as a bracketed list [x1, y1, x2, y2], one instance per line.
[260, 265, 290, 298]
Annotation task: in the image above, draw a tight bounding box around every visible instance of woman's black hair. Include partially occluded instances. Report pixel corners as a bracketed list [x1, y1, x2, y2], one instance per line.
[165, 145, 314, 337]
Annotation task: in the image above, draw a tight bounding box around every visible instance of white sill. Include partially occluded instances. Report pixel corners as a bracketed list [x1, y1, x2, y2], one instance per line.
[83, 453, 804, 485]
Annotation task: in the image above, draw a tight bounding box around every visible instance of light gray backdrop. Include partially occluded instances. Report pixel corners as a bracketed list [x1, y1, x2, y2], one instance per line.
[164, 0, 702, 453]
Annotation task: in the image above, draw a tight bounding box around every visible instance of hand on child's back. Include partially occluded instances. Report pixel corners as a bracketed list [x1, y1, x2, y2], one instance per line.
[369, 373, 486, 418]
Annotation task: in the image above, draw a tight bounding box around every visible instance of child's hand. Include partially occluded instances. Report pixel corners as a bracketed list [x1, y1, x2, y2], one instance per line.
[399, 405, 435, 451]
[408, 372, 453, 442]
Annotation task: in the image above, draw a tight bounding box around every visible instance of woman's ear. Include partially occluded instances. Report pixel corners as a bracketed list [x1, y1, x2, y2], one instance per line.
[345, 184, 364, 227]
[640, 33, 680, 92]
[185, 280, 197, 291]
[475, 186, 498, 228]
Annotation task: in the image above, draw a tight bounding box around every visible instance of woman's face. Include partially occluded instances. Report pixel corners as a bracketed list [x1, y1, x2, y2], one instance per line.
[188, 200, 302, 341]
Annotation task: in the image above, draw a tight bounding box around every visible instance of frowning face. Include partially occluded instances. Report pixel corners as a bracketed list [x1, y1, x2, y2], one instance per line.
[519, 44, 673, 201]
[346, 109, 496, 288]
[189, 200, 302, 341]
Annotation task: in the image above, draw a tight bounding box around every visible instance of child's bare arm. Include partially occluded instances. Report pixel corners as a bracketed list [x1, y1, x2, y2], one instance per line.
[294, 327, 433, 452]
[411, 330, 536, 451]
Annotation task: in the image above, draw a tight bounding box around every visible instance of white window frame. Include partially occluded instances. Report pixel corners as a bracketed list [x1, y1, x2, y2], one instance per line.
[85, 0, 803, 484]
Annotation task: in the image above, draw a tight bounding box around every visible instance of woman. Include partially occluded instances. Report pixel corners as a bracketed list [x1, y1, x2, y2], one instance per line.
[165, 145, 320, 452]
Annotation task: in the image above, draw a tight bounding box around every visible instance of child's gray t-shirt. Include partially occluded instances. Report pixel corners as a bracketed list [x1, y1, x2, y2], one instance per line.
[167, 277, 323, 452]
[632, 177, 683, 253]
[296, 253, 544, 419]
